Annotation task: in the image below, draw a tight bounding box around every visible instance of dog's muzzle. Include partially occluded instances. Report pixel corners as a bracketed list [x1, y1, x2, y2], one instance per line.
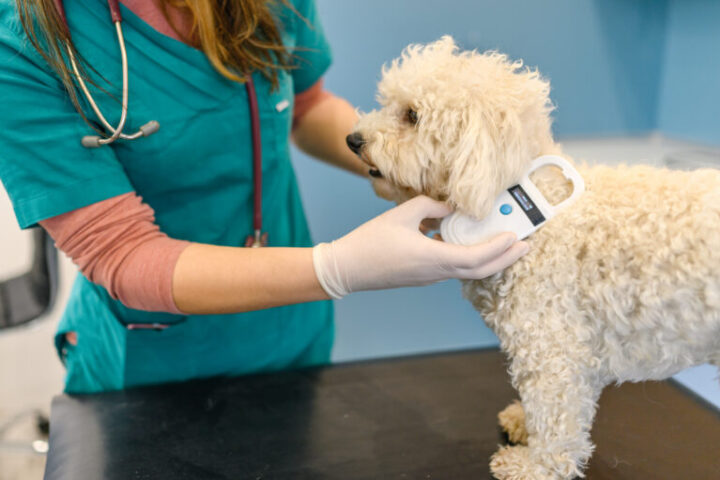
[346, 132, 382, 177]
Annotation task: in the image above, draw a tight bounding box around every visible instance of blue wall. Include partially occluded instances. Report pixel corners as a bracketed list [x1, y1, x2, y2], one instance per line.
[316, 0, 668, 138]
[658, 0, 720, 145]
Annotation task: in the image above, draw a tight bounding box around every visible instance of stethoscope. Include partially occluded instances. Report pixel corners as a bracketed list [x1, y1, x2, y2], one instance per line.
[56, 0, 267, 247]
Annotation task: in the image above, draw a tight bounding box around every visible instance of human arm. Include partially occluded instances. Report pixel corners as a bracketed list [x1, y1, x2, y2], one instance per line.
[290, 86, 369, 177]
[40, 193, 527, 315]
[176, 196, 529, 311]
[38, 193, 328, 315]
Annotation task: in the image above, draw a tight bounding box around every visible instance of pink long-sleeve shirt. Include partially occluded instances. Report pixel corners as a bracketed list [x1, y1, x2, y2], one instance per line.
[40, 0, 332, 314]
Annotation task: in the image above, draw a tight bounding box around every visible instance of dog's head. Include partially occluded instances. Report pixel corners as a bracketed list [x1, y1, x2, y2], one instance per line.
[349, 36, 556, 218]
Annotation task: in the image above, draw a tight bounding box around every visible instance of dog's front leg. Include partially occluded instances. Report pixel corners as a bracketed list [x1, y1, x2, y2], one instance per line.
[490, 353, 601, 480]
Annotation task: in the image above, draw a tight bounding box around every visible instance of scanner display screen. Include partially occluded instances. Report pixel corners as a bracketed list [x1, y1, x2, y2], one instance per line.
[508, 185, 546, 226]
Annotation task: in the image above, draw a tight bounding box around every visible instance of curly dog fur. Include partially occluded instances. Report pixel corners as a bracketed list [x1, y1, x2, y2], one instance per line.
[350, 36, 720, 479]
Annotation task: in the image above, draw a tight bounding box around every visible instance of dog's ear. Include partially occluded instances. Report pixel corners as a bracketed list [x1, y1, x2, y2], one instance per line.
[445, 54, 555, 219]
[444, 107, 514, 219]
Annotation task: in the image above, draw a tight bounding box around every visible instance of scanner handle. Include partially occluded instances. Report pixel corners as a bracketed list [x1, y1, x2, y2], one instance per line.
[525, 155, 585, 217]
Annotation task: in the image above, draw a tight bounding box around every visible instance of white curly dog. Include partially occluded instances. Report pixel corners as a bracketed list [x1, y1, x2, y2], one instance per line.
[348, 36, 720, 479]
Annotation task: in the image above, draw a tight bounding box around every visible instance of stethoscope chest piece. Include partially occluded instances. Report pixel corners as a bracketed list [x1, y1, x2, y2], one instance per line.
[245, 231, 268, 248]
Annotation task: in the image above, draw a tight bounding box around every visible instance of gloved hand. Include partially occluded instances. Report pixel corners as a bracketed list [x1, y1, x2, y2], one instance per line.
[312, 195, 530, 299]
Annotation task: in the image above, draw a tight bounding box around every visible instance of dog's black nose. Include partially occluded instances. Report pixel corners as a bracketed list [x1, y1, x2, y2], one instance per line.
[346, 132, 366, 154]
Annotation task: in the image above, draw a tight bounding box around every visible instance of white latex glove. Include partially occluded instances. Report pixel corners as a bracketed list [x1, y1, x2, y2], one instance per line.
[313, 195, 530, 299]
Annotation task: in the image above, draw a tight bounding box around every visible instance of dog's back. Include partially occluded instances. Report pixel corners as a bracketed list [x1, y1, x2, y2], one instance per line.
[466, 163, 720, 381]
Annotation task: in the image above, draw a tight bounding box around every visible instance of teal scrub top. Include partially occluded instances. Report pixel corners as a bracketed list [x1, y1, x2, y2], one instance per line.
[0, 0, 334, 393]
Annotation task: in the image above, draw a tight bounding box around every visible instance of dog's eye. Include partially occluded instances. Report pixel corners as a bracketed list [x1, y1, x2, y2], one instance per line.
[405, 108, 418, 125]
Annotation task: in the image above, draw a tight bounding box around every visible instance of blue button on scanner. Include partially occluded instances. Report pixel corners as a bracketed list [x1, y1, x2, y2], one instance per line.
[500, 204, 513, 215]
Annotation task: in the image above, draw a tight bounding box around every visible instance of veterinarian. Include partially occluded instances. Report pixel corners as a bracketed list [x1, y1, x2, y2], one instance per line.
[0, 0, 529, 393]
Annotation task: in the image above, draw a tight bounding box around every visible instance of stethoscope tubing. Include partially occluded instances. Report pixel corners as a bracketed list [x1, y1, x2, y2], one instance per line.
[59, 0, 158, 147]
[69, 21, 129, 146]
[244, 77, 263, 239]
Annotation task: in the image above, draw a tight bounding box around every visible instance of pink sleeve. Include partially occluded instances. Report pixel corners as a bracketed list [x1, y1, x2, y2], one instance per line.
[39, 193, 191, 314]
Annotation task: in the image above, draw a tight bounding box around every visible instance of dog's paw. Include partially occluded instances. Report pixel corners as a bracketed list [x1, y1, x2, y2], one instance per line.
[490, 445, 528, 479]
[498, 400, 528, 445]
[490, 446, 557, 480]
[491, 444, 587, 480]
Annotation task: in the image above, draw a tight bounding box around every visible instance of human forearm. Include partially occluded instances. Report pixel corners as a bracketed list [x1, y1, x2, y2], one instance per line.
[291, 94, 369, 177]
[172, 244, 329, 314]
[42, 193, 526, 318]
[40, 193, 191, 314]
[40, 193, 327, 315]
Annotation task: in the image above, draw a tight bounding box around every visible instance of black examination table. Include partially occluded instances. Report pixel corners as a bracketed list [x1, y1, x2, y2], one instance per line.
[43, 349, 720, 479]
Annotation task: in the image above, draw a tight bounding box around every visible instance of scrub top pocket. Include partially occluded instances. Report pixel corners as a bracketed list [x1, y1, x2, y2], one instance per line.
[123, 318, 198, 388]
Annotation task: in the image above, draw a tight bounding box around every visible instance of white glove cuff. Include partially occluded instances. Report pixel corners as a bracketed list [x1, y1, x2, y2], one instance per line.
[312, 242, 349, 300]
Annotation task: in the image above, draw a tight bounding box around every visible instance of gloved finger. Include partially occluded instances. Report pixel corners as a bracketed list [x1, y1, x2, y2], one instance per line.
[442, 232, 518, 269]
[463, 241, 530, 279]
[395, 195, 453, 224]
